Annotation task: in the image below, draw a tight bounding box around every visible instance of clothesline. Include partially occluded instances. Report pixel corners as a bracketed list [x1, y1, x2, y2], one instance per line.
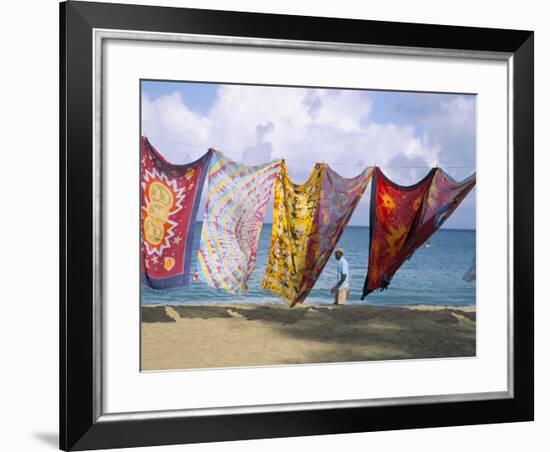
[145, 135, 476, 170]
[141, 136, 476, 305]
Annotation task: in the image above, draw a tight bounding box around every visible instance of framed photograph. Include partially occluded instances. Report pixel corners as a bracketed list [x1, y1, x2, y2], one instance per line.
[60, 1, 533, 450]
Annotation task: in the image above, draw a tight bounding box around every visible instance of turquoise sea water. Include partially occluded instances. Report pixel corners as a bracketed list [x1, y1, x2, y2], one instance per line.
[142, 223, 475, 307]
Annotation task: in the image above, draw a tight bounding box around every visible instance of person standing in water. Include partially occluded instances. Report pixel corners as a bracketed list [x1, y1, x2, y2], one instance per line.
[330, 248, 349, 305]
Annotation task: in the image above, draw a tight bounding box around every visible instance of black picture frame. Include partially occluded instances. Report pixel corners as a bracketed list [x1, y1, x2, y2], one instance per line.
[60, 1, 534, 450]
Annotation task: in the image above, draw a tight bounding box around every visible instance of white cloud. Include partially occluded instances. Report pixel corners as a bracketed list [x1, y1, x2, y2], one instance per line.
[421, 95, 476, 180]
[142, 86, 475, 227]
[141, 92, 211, 163]
[143, 86, 440, 182]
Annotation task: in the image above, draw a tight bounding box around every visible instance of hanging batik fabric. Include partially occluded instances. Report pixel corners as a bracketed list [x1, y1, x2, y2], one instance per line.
[262, 161, 323, 305]
[362, 167, 476, 298]
[140, 137, 212, 289]
[197, 152, 281, 294]
[301, 165, 374, 300]
[463, 258, 476, 282]
[262, 163, 373, 306]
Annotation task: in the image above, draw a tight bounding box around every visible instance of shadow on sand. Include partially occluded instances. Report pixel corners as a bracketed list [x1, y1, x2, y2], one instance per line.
[143, 304, 476, 363]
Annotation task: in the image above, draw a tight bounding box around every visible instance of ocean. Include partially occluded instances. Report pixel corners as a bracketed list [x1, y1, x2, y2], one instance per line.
[142, 223, 475, 307]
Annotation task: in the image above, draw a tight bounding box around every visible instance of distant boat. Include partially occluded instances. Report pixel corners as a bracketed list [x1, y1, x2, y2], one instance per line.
[425, 241, 432, 248]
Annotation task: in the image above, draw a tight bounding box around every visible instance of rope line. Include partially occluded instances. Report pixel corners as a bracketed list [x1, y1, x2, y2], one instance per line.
[145, 136, 476, 170]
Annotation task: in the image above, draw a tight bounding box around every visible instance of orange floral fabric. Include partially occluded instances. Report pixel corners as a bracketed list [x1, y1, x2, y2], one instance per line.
[263, 162, 372, 306]
[262, 161, 323, 305]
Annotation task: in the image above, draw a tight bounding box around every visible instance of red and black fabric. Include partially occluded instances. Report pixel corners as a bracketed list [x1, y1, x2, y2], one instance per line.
[362, 167, 476, 298]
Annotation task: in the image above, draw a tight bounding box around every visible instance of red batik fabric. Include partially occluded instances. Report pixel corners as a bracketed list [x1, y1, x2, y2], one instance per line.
[362, 167, 476, 298]
[140, 137, 212, 289]
[300, 165, 373, 303]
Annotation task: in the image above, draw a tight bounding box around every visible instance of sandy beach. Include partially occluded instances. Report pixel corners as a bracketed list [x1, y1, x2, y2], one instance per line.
[141, 303, 476, 371]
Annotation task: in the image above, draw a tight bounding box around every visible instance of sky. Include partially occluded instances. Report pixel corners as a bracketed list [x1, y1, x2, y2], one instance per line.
[141, 80, 476, 229]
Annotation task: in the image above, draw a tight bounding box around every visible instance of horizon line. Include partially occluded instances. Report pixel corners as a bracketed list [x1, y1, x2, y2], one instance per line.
[194, 220, 475, 231]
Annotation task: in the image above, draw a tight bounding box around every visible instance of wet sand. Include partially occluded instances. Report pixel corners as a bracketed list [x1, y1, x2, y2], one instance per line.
[141, 303, 476, 371]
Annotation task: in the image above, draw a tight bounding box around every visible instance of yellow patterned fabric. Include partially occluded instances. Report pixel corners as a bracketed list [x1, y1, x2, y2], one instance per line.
[262, 161, 323, 305]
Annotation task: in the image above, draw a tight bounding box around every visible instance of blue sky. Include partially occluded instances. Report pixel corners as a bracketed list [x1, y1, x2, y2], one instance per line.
[141, 80, 476, 229]
[143, 81, 218, 113]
